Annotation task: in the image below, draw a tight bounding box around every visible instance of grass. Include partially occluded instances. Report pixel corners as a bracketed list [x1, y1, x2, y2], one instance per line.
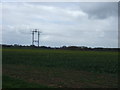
[2, 48, 118, 88]
[3, 48, 118, 73]
[3, 75, 52, 88]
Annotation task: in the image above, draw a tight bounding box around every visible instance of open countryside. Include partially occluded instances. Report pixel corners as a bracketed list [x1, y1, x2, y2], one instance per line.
[2, 47, 118, 88]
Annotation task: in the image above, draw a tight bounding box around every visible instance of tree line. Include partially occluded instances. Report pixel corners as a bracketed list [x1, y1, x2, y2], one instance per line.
[1, 44, 119, 51]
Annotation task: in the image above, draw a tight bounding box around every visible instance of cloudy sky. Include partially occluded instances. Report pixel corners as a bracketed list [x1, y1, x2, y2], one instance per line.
[1, 2, 118, 48]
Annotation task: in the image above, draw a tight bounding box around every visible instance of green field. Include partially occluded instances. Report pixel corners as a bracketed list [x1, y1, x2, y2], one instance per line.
[2, 48, 118, 88]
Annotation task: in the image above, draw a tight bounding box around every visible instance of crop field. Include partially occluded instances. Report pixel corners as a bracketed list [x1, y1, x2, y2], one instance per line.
[2, 48, 118, 88]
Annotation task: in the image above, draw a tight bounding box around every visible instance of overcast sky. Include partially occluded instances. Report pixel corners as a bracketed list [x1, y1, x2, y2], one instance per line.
[1, 2, 118, 48]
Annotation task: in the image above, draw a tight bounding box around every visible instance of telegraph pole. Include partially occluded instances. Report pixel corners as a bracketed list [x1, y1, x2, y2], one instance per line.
[38, 31, 40, 47]
[32, 30, 34, 46]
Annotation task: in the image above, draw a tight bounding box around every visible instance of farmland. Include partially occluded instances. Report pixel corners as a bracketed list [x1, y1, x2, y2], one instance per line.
[2, 48, 118, 88]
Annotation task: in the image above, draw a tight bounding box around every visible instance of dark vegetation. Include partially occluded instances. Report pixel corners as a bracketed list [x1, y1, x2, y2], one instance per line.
[2, 45, 118, 88]
[3, 75, 51, 88]
[1, 44, 119, 51]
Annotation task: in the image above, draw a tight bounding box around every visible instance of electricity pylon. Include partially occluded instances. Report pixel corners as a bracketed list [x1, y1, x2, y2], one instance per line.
[32, 29, 41, 47]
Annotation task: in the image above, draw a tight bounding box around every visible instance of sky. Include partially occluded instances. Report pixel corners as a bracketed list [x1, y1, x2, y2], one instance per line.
[1, 2, 119, 48]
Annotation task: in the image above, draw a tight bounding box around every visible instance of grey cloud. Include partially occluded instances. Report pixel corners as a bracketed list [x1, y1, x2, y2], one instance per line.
[78, 2, 118, 19]
[2, 2, 118, 48]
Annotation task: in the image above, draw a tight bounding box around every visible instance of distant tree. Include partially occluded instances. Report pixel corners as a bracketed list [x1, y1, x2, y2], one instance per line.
[40, 46, 47, 48]
[61, 46, 67, 49]
[14, 44, 19, 47]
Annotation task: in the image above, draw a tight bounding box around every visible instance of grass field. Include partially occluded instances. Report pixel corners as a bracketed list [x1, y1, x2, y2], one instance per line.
[2, 48, 118, 88]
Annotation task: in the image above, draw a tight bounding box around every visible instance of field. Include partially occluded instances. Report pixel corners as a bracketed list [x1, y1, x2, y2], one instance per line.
[2, 48, 118, 88]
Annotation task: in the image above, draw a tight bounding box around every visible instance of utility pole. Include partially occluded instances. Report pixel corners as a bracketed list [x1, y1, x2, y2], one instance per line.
[38, 31, 40, 47]
[32, 30, 34, 46]
[31, 29, 41, 47]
